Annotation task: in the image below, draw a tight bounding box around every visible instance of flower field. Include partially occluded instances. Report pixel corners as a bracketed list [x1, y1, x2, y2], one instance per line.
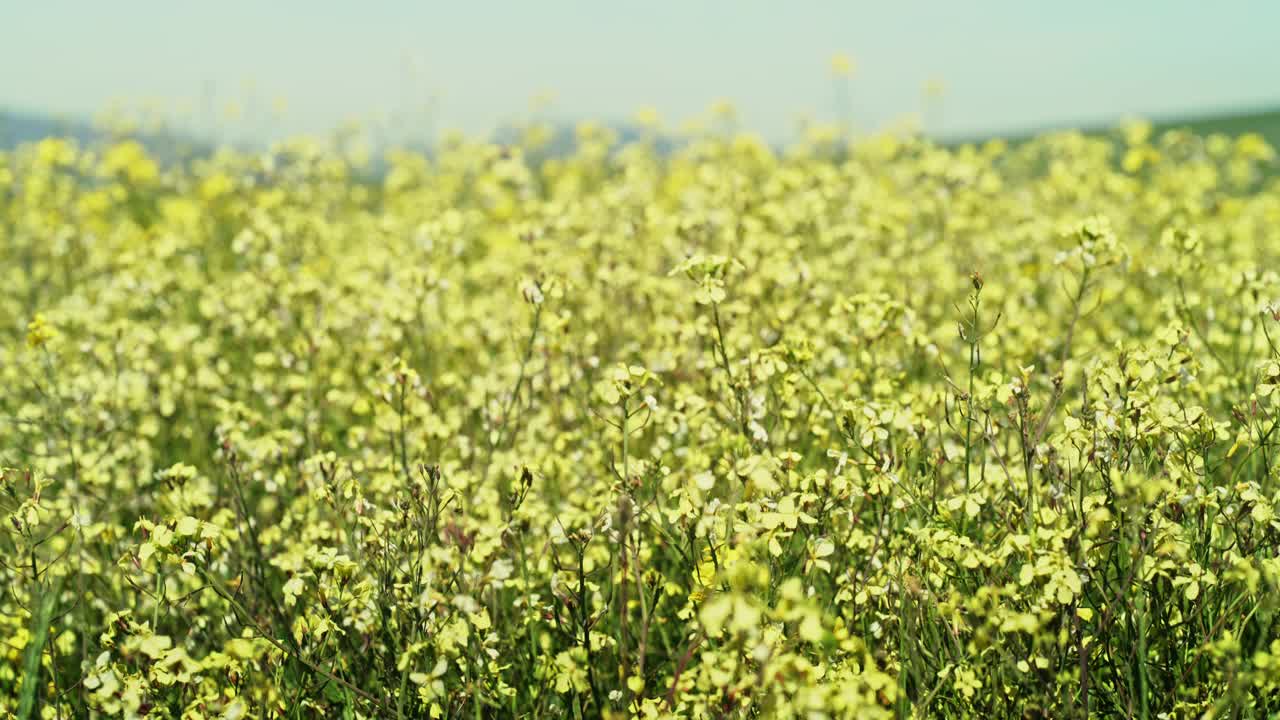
[4, 122, 1280, 719]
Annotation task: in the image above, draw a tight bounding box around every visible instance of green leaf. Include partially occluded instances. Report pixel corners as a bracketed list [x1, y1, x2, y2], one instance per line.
[18, 578, 61, 720]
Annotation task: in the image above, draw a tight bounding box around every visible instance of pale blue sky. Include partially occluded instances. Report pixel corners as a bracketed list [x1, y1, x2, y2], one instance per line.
[3, 1, 1279, 143]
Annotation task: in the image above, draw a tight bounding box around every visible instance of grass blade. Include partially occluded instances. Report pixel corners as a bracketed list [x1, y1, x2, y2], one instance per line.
[17, 579, 60, 720]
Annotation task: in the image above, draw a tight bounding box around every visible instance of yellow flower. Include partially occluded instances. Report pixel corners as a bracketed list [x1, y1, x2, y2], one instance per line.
[25, 313, 55, 348]
[829, 53, 855, 78]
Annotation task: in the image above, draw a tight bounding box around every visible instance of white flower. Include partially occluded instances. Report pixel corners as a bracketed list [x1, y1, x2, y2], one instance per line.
[490, 559, 514, 582]
[521, 280, 544, 305]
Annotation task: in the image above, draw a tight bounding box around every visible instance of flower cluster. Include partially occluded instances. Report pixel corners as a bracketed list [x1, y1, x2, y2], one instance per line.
[2, 118, 1280, 719]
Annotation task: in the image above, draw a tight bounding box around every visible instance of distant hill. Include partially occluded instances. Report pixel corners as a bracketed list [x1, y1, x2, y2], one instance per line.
[952, 105, 1280, 151]
[1151, 106, 1280, 150]
[490, 121, 680, 159]
[0, 107, 102, 147]
[0, 107, 211, 161]
[5, 104, 1280, 159]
